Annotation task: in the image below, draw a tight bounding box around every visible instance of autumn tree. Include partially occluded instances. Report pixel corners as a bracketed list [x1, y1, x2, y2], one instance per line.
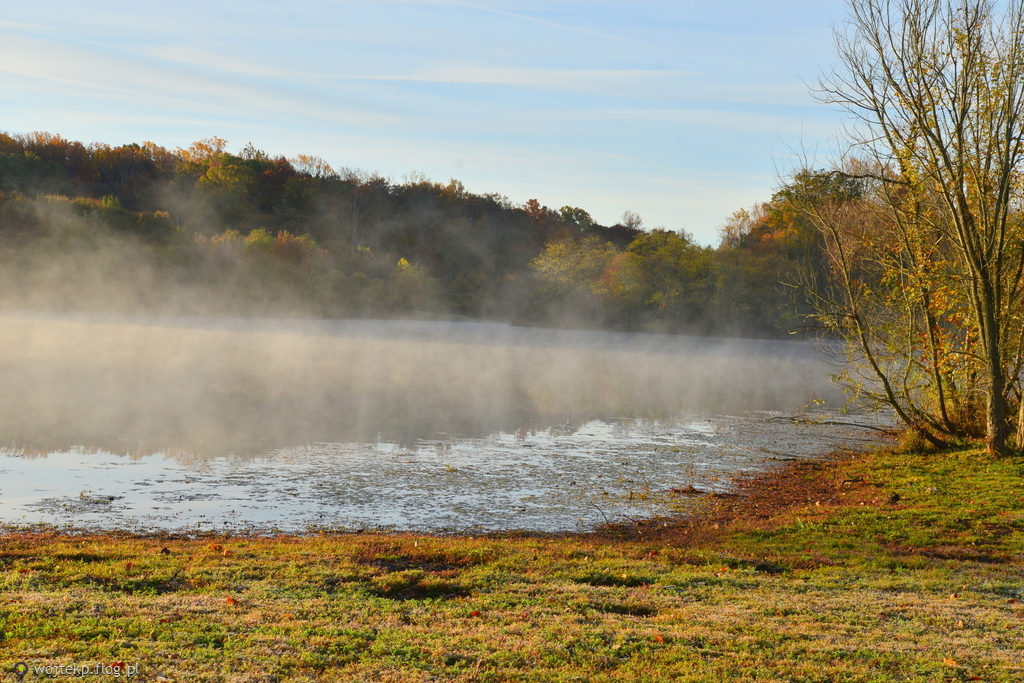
[810, 0, 1024, 453]
[528, 236, 619, 324]
[615, 229, 716, 329]
[559, 205, 594, 228]
[90, 143, 158, 208]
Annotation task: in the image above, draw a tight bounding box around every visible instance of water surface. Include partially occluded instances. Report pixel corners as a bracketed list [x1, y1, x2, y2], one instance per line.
[0, 315, 883, 533]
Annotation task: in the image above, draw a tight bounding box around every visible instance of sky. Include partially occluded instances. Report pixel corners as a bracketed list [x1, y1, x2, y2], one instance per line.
[0, 0, 852, 245]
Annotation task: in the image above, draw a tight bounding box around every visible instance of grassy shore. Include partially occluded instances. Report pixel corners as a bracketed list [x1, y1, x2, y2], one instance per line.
[1, 445, 1022, 682]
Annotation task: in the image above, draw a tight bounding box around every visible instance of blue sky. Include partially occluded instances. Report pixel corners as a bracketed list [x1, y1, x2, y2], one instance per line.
[0, 0, 851, 244]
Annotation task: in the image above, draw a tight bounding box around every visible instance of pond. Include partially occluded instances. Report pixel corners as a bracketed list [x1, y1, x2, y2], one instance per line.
[0, 314, 890, 533]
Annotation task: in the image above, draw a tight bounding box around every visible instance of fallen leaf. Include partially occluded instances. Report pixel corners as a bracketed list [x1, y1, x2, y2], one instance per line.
[943, 657, 958, 667]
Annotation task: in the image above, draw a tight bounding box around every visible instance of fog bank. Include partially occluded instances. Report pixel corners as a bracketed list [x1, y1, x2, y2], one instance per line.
[0, 314, 844, 459]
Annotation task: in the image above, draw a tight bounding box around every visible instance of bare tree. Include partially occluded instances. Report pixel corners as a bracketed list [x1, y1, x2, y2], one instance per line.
[621, 210, 644, 231]
[813, 0, 1024, 453]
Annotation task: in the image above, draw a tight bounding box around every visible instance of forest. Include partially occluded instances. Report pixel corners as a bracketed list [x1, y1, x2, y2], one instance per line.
[0, 131, 815, 337]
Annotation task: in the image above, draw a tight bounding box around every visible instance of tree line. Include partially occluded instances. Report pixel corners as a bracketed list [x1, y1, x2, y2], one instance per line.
[0, 131, 810, 336]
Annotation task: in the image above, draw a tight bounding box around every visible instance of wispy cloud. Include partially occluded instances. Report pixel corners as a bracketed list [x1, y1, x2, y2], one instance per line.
[458, 4, 639, 44]
[141, 47, 701, 99]
[142, 45, 695, 100]
[0, 32, 402, 130]
[341, 66, 697, 93]
[575, 107, 831, 136]
[143, 45, 326, 84]
[328, 0, 639, 44]
[0, 18, 62, 33]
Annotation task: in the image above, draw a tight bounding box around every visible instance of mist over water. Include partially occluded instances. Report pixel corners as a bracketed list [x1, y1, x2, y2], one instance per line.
[0, 314, 845, 457]
[0, 314, 876, 532]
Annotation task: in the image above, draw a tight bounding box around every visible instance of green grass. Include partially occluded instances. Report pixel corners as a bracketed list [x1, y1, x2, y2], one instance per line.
[1, 446, 1022, 681]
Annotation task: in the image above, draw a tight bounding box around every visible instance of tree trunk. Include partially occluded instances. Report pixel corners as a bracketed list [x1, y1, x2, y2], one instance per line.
[1016, 395, 1024, 450]
[980, 285, 1009, 454]
[986, 366, 1008, 455]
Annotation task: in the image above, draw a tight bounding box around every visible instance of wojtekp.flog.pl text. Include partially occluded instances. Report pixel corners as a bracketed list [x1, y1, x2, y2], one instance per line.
[13, 661, 138, 678]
